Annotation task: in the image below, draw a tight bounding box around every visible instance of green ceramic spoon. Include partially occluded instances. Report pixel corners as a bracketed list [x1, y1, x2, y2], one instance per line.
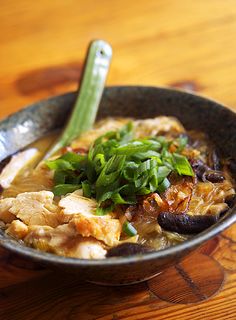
[45, 40, 112, 158]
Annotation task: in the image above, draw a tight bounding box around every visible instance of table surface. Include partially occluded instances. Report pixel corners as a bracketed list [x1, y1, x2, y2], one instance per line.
[1, 1, 236, 319]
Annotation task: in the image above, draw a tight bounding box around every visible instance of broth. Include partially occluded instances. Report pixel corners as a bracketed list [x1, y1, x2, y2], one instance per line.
[0, 117, 235, 259]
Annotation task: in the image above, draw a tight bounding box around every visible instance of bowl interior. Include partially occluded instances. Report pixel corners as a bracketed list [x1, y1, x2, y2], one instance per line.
[1, 86, 236, 162]
[0, 86, 236, 267]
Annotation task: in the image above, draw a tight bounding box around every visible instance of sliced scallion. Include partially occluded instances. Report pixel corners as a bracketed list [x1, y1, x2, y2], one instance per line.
[173, 153, 194, 176]
[53, 184, 81, 196]
[122, 221, 137, 237]
[157, 177, 171, 193]
[46, 120, 194, 210]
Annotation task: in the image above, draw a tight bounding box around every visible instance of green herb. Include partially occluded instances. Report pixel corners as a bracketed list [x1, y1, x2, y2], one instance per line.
[46, 122, 194, 210]
[173, 153, 194, 176]
[54, 170, 67, 184]
[45, 159, 74, 171]
[53, 184, 81, 196]
[122, 221, 137, 237]
[176, 135, 188, 152]
[95, 204, 115, 216]
[157, 177, 171, 193]
[82, 181, 92, 198]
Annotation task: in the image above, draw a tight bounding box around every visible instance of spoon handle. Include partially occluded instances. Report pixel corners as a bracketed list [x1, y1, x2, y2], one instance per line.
[45, 40, 112, 158]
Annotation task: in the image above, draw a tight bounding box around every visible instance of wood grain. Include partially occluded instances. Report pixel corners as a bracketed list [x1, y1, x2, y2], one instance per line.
[0, 1, 236, 319]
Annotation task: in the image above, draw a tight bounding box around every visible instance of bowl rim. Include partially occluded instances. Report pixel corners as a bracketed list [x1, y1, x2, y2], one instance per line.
[0, 85, 236, 266]
[1, 208, 235, 266]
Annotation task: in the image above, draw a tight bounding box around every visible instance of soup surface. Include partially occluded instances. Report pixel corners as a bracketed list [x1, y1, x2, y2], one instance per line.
[0, 117, 235, 259]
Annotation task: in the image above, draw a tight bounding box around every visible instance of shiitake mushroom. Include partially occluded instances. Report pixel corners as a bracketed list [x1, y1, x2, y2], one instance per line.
[191, 159, 224, 183]
[106, 243, 153, 257]
[204, 170, 225, 183]
[208, 150, 221, 171]
[157, 211, 219, 234]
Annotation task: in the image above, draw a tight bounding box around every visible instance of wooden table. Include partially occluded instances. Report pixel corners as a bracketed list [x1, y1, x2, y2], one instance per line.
[1, 1, 236, 319]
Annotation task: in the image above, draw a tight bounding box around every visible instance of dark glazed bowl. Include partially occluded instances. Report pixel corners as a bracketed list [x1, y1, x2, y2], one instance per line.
[0, 86, 236, 285]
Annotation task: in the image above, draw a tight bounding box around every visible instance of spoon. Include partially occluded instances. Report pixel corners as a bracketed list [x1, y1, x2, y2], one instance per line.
[44, 40, 112, 159]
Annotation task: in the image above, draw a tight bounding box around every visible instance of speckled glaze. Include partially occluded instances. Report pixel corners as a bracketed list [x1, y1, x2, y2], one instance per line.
[0, 86, 236, 285]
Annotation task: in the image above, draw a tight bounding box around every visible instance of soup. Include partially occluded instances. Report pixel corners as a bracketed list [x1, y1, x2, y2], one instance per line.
[0, 116, 235, 259]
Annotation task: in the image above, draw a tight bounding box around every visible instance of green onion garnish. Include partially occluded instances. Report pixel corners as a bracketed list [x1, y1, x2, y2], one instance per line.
[46, 122, 194, 212]
[53, 184, 81, 196]
[122, 221, 137, 237]
[173, 153, 194, 176]
[157, 177, 171, 193]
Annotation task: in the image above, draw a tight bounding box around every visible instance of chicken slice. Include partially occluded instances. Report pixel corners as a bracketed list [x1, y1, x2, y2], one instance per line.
[59, 190, 96, 221]
[6, 220, 29, 239]
[8, 191, 60, 227]
[0, 197, 15, 223]
[134, 116, 185, 138]
[0, 148, 39, 189]
[70, 118, 129, 150]
[25, 224, 107, 259]
[59, 191, 121, 246]
[74, 238, 107, 259]
[72, 215, 121, 247]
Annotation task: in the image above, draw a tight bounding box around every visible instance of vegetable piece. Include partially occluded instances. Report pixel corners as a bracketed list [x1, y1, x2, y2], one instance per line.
[46, 121, 195, 211]
[96, 155, 126, 187]
[45, 159, 74, 171]
[45, 40, 112, 158]
[157, 177, 170, 193]
[82, 181, 92, 198]
[208, 150, 221, 171]
[122, 221, 137, 236]
[53, 184, 80, 196]
[94, 153, 106, 173]
[54, 170, 67, 184]
[123, 162, 139, 181]
[157, 211, 219, 234]
[60, 152, 85, 163]
[204, 170, 225, 183]
[132, 150, 161, 161]
[157, 166, 171, 182]
[106, 243, 152, 257]
[176, 135, 188, 152]
[118, 121, 134, 143]
[95, 205, 115, 216]
[191, 159, 224, 182]
[115, 141, 151, 155]
[191, 159, 209, 180]
[173, 153, 194, 176]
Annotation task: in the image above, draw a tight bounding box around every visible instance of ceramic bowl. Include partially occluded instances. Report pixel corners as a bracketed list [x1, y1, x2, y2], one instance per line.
[0, 86, 236, 285]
